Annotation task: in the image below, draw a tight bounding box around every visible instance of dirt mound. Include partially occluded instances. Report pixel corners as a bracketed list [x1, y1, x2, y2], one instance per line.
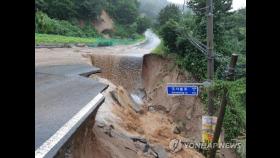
[111, 85, 205, 158]
[93, 10, 114, 34]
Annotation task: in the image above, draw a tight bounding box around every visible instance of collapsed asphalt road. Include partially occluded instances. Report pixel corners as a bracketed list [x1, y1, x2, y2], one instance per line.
[35, 29, 161, 158]
[86, 29, 161, 92]
[35, 64, 101, 77]
[84, 30, 206, 158]
[35, 64, 108, 158]
[34, 43, 110, 157]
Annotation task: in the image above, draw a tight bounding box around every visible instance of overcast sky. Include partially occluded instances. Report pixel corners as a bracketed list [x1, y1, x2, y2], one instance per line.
[167, 0, 246, 11]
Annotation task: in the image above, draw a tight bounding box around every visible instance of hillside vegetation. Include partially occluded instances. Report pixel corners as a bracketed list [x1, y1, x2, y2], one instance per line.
[35, 0, 151, 45]
[154, 1, 246, 157]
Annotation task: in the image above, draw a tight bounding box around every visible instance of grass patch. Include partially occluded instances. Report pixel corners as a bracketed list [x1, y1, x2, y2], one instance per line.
[35, 33, 96, 44]
[35, 33, 145, 47]
[151, 41, 167, 56]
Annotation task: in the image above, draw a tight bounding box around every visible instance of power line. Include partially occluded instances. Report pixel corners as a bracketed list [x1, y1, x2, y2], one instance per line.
[187, 36, 231, 62]
[186, 35, 207, 55]
[183, 31, 243, 67]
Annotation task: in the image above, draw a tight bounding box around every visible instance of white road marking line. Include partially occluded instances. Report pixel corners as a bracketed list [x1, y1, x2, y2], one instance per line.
[35, 93, 104, 158]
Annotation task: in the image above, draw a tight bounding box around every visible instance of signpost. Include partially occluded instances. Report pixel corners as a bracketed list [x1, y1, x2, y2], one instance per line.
[167, 85, 199, 96]
[166, 81, 212, 96]
[166, 82, 217, 147]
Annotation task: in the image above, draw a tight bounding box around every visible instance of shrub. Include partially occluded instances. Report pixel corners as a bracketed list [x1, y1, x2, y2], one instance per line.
[97, 40, 113, 47]
[35, 11, 99, 38]
[207, 79, 246, 142]
[113, 23, 139, 38]
[113, 24, 129, 38]
[159, 19, 179, 53]
[81, 21, 100, 37]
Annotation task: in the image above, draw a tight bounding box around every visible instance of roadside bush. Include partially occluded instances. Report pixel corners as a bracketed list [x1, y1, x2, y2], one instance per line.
[35, 11, 53, 33]
[35, 11, 99, 38]
[81, 22, 100, 37]
[113, 24, 129, 38]
[35, 11, 82, 36]
[152, 41, 169, 57]
[57, 20, 84, 37]
[224, 79, 246, 142]
[159, 19, 179, 53]
[127, 22, 138, 37]
[158, 19, 209, 80]
[206, 79, 246, 142]
[113, 23, 139, 39]
[97, 40, 113, 47]
[130, 33, 140, 40]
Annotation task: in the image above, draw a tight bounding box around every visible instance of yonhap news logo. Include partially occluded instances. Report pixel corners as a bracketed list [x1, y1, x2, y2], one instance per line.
[169, 138, 241, 152]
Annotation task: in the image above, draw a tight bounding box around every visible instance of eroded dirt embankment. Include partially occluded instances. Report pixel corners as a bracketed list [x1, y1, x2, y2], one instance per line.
[83, 53, 206, 158]
[89, 53, 204, 140]
[142, 54, 204, 140]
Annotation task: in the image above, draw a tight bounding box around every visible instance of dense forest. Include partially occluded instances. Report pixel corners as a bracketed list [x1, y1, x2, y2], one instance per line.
[35, 0, 151, 39]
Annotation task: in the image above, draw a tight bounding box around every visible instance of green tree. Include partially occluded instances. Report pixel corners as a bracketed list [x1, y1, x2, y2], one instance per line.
[158, 4, 181, 26]
[136, 16, 151, 34]
[106, 0, 139, 25]
[35, 0, 48, 12]
[159, 19, 179, 53]
[222, 8, 246, 55]
[44, 0, 77, 20]
[35, 0, 147, 39]
[74, 0, 104, 20]
[187, 0, 233, 54]
[42, 0, 105, 21]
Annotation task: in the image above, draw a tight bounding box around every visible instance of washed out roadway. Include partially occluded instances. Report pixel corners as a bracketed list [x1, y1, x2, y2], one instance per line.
[35, 29, 160, 158]
[35, 64, 107, 158]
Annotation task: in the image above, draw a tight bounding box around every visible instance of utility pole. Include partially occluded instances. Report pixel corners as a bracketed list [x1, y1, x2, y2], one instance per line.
[226, 54, 239, 81]
[206, 0, 214, 116]
[209, 54, 239, 158]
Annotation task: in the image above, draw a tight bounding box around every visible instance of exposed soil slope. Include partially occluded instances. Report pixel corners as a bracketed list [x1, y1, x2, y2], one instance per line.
[93, 10, 114, 34]
[87, 53, 206, 158]
[142, 54, 204, 141]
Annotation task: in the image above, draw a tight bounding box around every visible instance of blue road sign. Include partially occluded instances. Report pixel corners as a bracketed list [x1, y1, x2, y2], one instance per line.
[167, 85, 199, 96]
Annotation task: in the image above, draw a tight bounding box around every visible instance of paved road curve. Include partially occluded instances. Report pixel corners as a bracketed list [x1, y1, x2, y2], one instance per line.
[136, 29, 161, 51]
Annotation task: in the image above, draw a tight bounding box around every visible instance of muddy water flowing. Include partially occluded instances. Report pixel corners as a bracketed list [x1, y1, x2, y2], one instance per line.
[88, 29, 160, 92]
[90, 54, 144, 93]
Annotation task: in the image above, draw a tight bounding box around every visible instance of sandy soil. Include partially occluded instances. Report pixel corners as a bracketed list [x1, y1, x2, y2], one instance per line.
[93, 10, 114, 34]
[142, 54, 204, 141]
[91, 75, 205, 158]
[35, 47, 92, 66]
